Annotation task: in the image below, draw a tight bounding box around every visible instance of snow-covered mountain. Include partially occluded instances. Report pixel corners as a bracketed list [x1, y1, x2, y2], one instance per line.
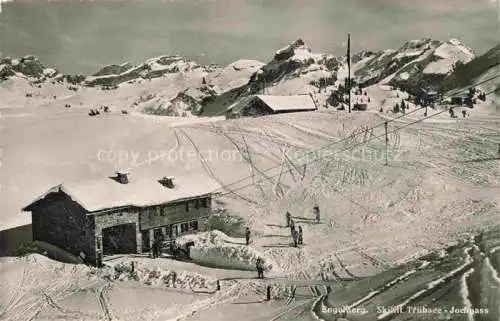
[201, 39, 339, 115]
[352, 38, 476, 94]
[0, 37, 497, 116]
[441, 44, 500, 97]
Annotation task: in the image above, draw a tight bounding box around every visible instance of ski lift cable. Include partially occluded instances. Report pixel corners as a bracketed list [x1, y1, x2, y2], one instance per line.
[213, 75, 500, 194]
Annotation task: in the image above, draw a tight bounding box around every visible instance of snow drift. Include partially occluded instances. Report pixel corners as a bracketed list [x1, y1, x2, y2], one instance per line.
[100, 260, 218, 291]
[177, 230, 280, 272]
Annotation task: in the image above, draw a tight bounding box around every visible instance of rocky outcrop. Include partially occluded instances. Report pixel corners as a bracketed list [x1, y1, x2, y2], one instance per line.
[0, 55, 65, 83]
[169, 90, 204, 116]
[247, 39, 339, 94]
[92, 62, 133, 77]
[274, 39, 308, 61]
[0, 63, 15, 80]
[11, 55, 46, 77]
[84, 55, 203, 87]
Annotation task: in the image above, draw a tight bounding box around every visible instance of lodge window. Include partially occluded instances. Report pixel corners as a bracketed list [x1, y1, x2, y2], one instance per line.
[185, 202, 190, 212]
[160, 206, 166, 216]
[195, 199, 199, 209]
[180, 223, 189, 233]
[201, 197, 210, 208]
[189, 220, 199, 231]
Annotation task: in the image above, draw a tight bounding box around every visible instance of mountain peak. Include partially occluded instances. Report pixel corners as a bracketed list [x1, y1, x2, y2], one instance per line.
[274, 39, 312, 61]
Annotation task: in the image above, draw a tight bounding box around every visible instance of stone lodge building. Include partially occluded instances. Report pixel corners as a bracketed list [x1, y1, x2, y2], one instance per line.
[22, 172, 220, 265]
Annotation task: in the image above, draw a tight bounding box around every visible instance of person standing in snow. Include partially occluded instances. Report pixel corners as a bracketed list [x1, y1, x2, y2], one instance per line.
[245, 227, 251, 246]
[313, 204, 320, 224]
[298, 226, 303, 245]
[152, 238, 161, 258]
[286, 211, 291, 227]
[289, 219, 295, 234]
[171, 240, 177, 260]
[151, 239, 157, 258]
[155, 239, 162, 258]
[256, 258, 264, 279]
[291, 229, 298, 247]
[171, 271, 177, 287]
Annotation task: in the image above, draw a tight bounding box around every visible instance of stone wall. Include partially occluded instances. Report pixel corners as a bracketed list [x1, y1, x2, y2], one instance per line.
[139, 197, 211, 230]
[93, 208, 141, 255]
[30, 191, 94, 261]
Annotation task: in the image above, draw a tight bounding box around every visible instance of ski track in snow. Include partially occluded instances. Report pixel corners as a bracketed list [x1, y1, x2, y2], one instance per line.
[490, 246, 500, 254]
[459, 268, 475, 321]
[346, 260, 430, 312]
[377, 247, 473, 320]
[484, 257, 500, 284]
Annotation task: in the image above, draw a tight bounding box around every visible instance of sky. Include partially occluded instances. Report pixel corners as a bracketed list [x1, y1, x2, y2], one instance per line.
[0, 0, 498, 74]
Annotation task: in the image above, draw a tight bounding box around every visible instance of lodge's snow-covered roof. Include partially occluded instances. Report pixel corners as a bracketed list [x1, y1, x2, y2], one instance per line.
[23, 173, 221, 213]
[256, 95, 316, 112]
[227, 94, 316, 113]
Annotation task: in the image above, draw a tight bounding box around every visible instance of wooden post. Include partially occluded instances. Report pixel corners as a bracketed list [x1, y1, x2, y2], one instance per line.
[384, 121, 388, 166]
[347, 33, 351, 113]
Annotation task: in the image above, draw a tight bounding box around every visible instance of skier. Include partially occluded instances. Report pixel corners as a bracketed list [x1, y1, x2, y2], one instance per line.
[286, 211, 291, 227]
[171, 240, 177, 260]
[289, 219, 295, 234]
[245, 227, 251, 246]
[313, 204, 320, 224]
[171, 271, 177, 287]
[298, 226, 303, 245]
[256, 258, 264, 279]
[154, 238, 162, 258]
[291, 229, 298, 247]
[151, 239, 157, 258]
[449, 107, 456, 118]
[155, 239, 162, 258]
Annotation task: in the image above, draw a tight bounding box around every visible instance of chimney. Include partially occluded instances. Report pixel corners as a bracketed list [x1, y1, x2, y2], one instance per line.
[159, 176, 175, 188]
[116, 171, 129, 184]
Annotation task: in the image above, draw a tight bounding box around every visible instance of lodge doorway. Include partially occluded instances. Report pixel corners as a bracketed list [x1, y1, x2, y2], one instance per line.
[102, 223, 137, 255]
